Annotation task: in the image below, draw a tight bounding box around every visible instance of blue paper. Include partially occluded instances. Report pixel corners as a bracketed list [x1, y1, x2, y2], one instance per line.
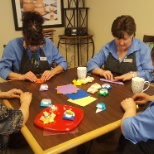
[66, 89, 90, 100]
[96, 103, 106, 110]
[63, 114, 75, 121]
[40, 99, 51, 107]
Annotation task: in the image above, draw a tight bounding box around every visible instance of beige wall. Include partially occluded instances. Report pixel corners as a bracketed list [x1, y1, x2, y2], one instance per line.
[86, 0, 154, 52]
[1, 0, 154, 59]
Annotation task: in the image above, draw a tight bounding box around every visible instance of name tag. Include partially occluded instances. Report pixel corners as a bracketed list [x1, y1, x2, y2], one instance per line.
[40, 57, 47, 61]
[124, 58, 133, 63]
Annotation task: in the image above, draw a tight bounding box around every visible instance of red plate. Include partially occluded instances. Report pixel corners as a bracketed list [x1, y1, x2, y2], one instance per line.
[34, 104, 84, 132]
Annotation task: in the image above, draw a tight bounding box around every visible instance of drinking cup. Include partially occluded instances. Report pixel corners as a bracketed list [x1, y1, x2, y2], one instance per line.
[131, 77, 150, 94]
[77, 67, 87, 79]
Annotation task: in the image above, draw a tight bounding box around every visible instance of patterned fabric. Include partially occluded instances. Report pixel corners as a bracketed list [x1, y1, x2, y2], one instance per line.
[0, 102, 23, 151]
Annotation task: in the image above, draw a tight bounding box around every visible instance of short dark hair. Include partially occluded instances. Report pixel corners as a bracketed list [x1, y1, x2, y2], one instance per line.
[22, 11, 45, 46]
[151, 47, 154, 58]
[111, 15, 136, 39]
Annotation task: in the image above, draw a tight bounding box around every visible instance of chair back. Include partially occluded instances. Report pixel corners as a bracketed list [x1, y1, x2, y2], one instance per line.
[143, 35, 154, 43]
[143, 35, 154, 67]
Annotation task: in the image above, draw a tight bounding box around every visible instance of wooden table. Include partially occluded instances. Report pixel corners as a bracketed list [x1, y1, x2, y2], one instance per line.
[0, 68, 153, 154]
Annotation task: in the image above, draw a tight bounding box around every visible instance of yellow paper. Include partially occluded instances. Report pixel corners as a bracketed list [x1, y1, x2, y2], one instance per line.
[68, 96, 97, 107]
[72, 79, 83, 86]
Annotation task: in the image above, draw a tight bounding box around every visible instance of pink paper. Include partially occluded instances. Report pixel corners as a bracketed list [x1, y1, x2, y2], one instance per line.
[56, 84, 80, 94]
[100, 78, 124, 85]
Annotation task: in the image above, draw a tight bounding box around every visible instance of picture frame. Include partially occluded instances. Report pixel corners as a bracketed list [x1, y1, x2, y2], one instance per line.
[11, 0, 64, 31]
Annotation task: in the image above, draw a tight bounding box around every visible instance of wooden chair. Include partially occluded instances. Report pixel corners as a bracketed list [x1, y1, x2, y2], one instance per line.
[143, 35, 154, 43]
[143, 35, 154, 82]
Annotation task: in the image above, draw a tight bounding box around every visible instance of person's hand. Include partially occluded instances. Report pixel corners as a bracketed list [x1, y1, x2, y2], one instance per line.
[114, 73, 132, 81]
[132, 93, 152, 105]
[41, 70, 54, 81]
[23, 71, 38, 82]
[20, 92, 32, 106]
[91, 68, 114, 81]
[100, 70, 114, 81]
[121, 98, 137, 132]
[121, 98, 136, 112]
[1, 89, 23, 99]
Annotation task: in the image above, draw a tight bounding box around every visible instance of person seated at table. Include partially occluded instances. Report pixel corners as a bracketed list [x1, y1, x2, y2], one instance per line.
[115, 93, 154, 154]
[0, 11, 68, 82]
[151, 47, 154, 66]
[87, 15, 153, 82]
[0, 89, 33, 154]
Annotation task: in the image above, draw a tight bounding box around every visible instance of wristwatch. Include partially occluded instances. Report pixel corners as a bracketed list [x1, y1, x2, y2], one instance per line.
[129, 71, 135, 78]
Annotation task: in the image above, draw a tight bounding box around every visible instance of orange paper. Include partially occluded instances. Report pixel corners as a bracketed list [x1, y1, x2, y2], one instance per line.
[36, 79, 44, 83]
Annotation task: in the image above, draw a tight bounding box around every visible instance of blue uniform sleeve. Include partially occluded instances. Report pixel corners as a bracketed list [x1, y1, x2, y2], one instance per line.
[43, 38, 68, 71]
[0, 38, 23, 79]
[87, 46, 109, 72]
[0, 44, 16, 79]
[122, 101, 154, 144]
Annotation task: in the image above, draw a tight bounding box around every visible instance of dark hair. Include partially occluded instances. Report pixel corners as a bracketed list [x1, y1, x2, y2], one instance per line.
[151, 47, 154, 58]
[22, 11, 45, 46]
[111, 15, 136, 39]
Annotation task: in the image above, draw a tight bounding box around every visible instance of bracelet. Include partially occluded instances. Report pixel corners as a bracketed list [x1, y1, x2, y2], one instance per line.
[129, 71, 135, 78]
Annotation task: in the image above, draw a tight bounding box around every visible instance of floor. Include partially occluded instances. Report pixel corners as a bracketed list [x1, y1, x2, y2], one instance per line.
[87, 128, 121, 154]
[62, 128, 121, 154]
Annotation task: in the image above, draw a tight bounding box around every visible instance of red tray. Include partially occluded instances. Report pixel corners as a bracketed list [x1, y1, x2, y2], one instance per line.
[34, 104, 84, 132]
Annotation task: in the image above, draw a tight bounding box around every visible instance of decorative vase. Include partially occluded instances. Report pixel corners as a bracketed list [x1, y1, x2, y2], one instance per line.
[34, 0, 46, 16]
[23, 0, 34, 12]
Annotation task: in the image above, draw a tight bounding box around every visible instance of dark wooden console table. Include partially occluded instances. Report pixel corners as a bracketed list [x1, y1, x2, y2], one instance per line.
[57, 35, 95, 67]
